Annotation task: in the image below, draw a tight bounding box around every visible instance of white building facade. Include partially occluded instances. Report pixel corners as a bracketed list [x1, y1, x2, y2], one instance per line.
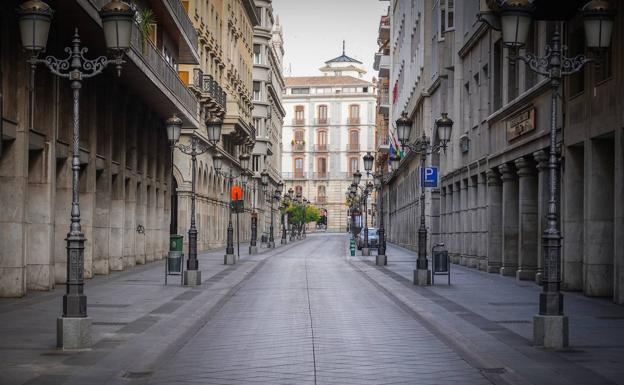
[282, 53, 376, 231]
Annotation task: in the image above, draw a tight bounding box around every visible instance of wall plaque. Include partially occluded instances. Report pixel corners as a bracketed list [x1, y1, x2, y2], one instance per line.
[506, 107, 536, 141]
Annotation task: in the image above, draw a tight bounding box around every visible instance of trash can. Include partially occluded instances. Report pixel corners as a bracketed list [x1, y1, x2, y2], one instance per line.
[170, 234, 183, 252]
[167, 250, 183, 273]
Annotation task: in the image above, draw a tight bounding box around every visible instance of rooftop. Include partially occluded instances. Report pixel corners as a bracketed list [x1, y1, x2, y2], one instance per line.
[285, 76, 371, 87]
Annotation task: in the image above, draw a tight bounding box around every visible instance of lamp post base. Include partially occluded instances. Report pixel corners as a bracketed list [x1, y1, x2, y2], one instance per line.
[183, 270, 202, 286]
[413, 269, 431, 286]
[533, 315, 569, 349]
[268, 241, 275, 248]
[376, 254, 387, 266]
[224, 253, 236, 265]
[249, 246, 258, 255]
[362, 247, 370, 256]
[281, 238, 287, 245]
[57, 317, 91, 350]
[535, 272, 543, 285]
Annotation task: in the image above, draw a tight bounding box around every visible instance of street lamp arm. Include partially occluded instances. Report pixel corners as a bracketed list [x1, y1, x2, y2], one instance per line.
[515, 51, 554, 77]
[30, 51, 72, 78]
[561, 54, 593, 76]
[175, 135, 214, 156]
[402, 135, 446, 155]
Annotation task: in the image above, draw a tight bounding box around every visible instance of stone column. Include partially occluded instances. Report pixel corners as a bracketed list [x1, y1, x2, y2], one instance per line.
[440, 187, 446, 248]
[534, 150, 550, 284]
[478, 173, 488, 271]
[499, 163, 519, 276]
[109, 92, 126, 271]
[515, 157, 538, 281]
[467, 176, 478, 268]
[451, 182, 461, 264]
[486, 169, 503, 273]
[460, 179, 469, 266]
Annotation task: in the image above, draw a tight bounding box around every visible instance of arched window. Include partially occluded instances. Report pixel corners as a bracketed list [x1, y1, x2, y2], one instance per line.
[294, 105, 305, 125]
[317, 105, 328, 124]
[348, 104, 360, 124]
[317, 157, 327, 178]
[316, 129, 327, 151]
[294, 157, 304, 178]
[295, 185, 303, 196]
[348, 129, 359, 151]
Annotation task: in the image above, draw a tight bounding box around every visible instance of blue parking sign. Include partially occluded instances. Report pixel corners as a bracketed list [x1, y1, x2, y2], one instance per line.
[421, 167, 438, 188]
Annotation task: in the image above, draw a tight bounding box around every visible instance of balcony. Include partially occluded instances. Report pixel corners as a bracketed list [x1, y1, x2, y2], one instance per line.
[313, 117, 330, 125]
[127, 23, 199, 125]
[373, 53, 390, 77]
[379, 15, 390, 40]
[346, 143, 360, 152]
[191, 69, 226, 112]
[292, 118, 306, 126]
[347, 117, 361, 125]
[376, 133, 390, 153]
[313, 144, 329, 152]
[283, 172, 308, 180]
[378, 89, 390, 116]
[292, 141, 306, 152]
[312, 172, 329, 180]
[316, 196, 327, 204]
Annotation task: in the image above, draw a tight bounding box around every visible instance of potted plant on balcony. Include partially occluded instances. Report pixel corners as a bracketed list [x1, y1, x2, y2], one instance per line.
[134, 5, 156, 54]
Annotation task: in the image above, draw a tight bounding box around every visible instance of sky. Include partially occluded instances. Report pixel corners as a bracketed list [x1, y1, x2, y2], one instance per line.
[271, 0, 389, 80]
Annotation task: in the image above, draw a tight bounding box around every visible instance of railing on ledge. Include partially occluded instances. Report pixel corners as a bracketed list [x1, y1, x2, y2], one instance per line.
[292, 118, 305, 126]
[165, 0, 198, 52]
[313, 117, 330, 125]
[312, 172, 329, 180]
[347, 117, 360, 125]
[192, 68, 226, 110]
[129, 23, 198, 117]
[313, 144, 328, 152]
[282, 172, 307, 180]
[346, 143, 360, 152]
[316, 196, 327, 204]
[291, 142, 305, 152]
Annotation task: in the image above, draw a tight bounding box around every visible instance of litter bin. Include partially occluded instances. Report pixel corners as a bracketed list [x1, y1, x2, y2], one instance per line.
[432, 243, 450, 285]
[167, 251, 183, 273]
[170, 234, 183, 252]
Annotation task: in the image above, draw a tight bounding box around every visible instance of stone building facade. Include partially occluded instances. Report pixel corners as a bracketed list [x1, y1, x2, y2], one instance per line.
[251, 1, 285, 239]
[377, 0, 624, 303]
[282, 51, 376, 232]
[0, 0, 200, 297]
[176, 0, 259, 251]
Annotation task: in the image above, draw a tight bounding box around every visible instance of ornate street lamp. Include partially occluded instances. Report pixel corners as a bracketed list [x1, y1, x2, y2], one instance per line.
[395, 112, 453, 286]
[390, 153, 401, 170]
[363, 152, 374, 174]
[18, 0, 134, 350]
[353, 170, 362, 185]
[498, 0, 534, 49]
[206, 115, 223, 146]
[373, 169, 387, 265]
[496, 0, 616, 349]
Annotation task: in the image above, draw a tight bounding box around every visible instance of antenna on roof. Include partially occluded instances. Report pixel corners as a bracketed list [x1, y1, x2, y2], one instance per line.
[342, 40, 345, 55]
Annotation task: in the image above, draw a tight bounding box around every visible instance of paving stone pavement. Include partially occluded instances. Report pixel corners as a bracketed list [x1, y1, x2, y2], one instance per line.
[2, 233, 623, 385]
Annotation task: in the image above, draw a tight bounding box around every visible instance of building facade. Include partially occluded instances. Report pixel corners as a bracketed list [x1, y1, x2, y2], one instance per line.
[282, 52, 376, 232]
[0, 0, 200, 297]
[377, 0, 624, 304]
[177, 0, 259, 251]
[251, 1, 286, 240]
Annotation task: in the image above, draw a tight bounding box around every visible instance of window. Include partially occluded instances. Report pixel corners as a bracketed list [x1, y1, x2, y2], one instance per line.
[342, 87, 357, 93]
[348, 157, 359, 173]
[349, 104, 360, 118]
[493, 39, 503, 111]
[569, 23, 585, 96]
[253, 81, 261, 101]
[507, 55, 518, 101]
[318, 185, 326, 197]
[252, 155, 260, 172]
[316, 87, 332, 94]
[291, 88, 309, 94]
[253, 44, 262, 64]
[436, 0, 454, 37]
[294, 158, 304, 177]
[317, 105, 328, 123]
[294, 106, 305, 123]
[295, 185, 303, 196]
[349, 130, 359, 145]
[317, 130, 327, 147]
[317, 157, 327, 176]
[294, 130, 304, 143]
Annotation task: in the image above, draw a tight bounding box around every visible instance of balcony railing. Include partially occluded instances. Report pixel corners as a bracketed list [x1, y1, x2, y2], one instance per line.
[292, 118, 306, 126]
[347, 117, 360, 125]
[313, 144, 329, 152]
[283, 172, 308, 180]
[129, 23, 198, 118]
[316, 196, 327, 204]
[164, 0, 198, 55]
[192, 68, 226, 110]
[346, 143, 360, 152]
[292, 142, 305, 152]
[313, 117, 330, 125]
[312, 172, 329, 179]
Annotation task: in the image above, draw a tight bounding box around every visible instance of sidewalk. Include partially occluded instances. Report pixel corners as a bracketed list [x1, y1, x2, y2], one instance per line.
[0, 237, 303, 385]
[354, 241, 624, 385]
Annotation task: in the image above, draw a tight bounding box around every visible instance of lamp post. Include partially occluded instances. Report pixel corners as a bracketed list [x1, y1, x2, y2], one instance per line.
[170, 114, 223, 285]
[302, 198, 308, 238]
[213, 152, 250, 264]
[249, 177, 258, 255]
[373, 167, 387, 266]
[261, 171, 281, 248]
[280, 188, 291, 244]
[495, 0, 615, 349]
[18, 0, 134, 350]
[395, 112, 453, 286]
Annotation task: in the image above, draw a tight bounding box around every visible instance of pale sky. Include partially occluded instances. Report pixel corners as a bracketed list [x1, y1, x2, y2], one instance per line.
[271, 0, 389, 80]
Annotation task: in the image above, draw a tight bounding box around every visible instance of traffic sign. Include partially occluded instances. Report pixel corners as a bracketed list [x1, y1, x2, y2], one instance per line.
[421, 166, 438, 188]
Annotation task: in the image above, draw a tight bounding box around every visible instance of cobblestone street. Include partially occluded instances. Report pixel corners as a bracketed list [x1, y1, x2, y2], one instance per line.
[1, 233, 623, 385]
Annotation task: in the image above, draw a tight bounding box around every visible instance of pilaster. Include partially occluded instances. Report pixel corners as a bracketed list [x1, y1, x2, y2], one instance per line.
[499, 163, 519, 276]
[515, 156, 538, 281]
[486, 169, 503, 273]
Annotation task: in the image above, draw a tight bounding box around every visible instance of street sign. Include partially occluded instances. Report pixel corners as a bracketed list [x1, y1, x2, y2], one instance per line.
[421, 166, 438, 188]
[231, 200, 244, 213]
